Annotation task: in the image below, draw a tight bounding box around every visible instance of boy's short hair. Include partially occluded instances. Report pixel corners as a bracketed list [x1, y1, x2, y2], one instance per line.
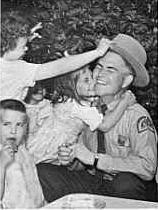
[1, 11, 30, 57]
[0, 99, 26, 113]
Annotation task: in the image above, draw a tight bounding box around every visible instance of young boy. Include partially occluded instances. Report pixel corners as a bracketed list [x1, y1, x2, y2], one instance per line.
[0, 99, 45, 208]
[0, 11, 110, 101]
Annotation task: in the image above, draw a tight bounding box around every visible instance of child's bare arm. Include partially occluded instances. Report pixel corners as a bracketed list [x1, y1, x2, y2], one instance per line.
[0, 145, 15, 200]
[35, 38, 111, 81]
[98, 91, 136, 132]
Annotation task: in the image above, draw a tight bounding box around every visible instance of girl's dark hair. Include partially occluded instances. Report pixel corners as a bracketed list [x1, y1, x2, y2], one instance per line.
[24, 81, 44, 104]
[51, 70, 84, 105]
[0, 99, 26, 113]
[1, 11, 30, 57]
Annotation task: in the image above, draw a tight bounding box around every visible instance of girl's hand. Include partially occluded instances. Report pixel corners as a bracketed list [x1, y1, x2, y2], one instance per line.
[58, 143, 74, 165]
[122, 90, 136, 107]
[96, 38, 111, 57]
[29, 32, 42, 41]
[29, 22, 42, 41]
[31, 22, 43, 34]
[0, 144, 15, 169]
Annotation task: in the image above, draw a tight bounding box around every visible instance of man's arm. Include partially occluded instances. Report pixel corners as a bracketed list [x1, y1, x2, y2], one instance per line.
[58, 129, 88, 170]
[35, 38, 110, 81]
[67, 130, 89, 171]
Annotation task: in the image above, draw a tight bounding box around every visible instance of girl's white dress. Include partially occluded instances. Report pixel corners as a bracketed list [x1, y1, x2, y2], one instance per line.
[26, 99, 53, 143]
[27, 99, 103, 164]
[0, 144, 45, 208]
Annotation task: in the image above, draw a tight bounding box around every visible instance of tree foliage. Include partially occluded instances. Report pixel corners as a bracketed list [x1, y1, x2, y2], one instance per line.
[2, 0, 158, 130]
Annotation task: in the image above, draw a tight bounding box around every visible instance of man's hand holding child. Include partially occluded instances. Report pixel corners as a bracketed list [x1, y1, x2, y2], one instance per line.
[58, 142, 94, 166]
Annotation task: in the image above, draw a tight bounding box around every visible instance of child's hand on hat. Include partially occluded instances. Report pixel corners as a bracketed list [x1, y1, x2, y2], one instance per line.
[96, 37, 112, 57]
[29, 22, 43, 41]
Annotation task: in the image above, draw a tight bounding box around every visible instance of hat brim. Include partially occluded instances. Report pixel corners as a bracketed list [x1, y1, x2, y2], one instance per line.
[110, 43, 150, 87]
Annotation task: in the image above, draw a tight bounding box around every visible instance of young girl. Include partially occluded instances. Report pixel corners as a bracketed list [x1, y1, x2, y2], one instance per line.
[27, 66, 135, 164]
[0, 11, 110, 101]
[0, 99, 45, 208]
[24, 82, 53, 143]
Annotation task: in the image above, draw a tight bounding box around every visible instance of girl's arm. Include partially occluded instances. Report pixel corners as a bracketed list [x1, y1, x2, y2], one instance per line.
[98, 91, 136, 132]
[35, 38, 111, 81]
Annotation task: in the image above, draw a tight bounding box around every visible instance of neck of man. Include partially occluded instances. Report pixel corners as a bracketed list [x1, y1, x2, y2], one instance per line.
[101, 90, 125, 105]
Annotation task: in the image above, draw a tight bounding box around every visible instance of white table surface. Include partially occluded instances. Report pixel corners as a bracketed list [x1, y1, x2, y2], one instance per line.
[42, 193, 158, 209]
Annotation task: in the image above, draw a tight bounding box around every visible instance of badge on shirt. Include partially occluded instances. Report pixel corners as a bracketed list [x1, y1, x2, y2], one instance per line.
[118, 135, 130, 147]
[137, 116, 155, 133]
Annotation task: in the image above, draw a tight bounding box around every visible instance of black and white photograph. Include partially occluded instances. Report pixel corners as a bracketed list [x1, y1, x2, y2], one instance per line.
[0, 0, 158, 208]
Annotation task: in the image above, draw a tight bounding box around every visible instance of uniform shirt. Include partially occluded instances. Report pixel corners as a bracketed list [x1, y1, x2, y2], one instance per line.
[0, 58, 41, 101]
[81, 100, 157, 181]
[0, 144, 45, 208]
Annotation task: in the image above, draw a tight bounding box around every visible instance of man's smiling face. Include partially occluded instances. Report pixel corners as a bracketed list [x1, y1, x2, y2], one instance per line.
[93, 51, 131, 97]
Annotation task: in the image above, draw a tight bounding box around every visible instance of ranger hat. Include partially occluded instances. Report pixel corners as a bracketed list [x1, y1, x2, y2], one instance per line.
[110, 34, 149, 87]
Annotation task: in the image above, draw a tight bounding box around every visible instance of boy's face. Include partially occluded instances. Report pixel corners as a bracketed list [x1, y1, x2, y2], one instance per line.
[76, 67, 95, 97]
[0, 109, 27, 148]
[5, 37, 28, 60]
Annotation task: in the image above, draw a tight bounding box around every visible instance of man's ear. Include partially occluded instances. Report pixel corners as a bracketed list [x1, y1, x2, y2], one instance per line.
[122, 74, 134, 88]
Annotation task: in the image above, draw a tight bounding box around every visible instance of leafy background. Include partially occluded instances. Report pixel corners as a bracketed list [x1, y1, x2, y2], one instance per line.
[2, 0, 158, 130]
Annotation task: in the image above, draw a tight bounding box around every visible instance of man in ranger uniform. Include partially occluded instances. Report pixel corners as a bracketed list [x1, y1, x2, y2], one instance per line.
[73, 34, 158, 201]
[37, 34, 157, 202]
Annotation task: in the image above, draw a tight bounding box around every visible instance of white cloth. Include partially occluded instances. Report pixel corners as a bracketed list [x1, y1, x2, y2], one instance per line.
[0, 58, 41, 101]
[27, 99, 103, 164]
[26, 99, 53, 144]
[0, 144, 45, 208]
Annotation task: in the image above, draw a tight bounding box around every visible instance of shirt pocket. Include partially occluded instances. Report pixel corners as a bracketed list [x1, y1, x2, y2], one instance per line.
[115, 135, 131, 157]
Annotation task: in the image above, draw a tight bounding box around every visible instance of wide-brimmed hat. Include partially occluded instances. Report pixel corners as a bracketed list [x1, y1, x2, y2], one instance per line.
[110, 34, 149, 87]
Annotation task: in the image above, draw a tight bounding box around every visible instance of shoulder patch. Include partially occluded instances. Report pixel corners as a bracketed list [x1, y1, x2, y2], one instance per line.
[137, 116, 155, 133]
